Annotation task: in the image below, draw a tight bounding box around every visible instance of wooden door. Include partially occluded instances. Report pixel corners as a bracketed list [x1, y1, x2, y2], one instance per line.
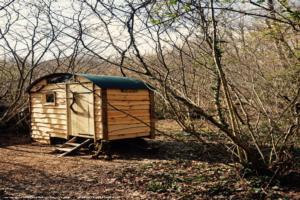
[67, 83, 95, 138]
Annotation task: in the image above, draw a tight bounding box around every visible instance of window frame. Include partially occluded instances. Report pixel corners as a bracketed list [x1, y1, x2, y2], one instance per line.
[44, 92, 56, 106]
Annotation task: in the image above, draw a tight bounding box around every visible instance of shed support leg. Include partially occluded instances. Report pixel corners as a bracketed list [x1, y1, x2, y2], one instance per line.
[92, 140, 112, 160]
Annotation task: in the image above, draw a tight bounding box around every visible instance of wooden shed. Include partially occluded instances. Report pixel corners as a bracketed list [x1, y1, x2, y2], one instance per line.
[27, 73, 155, 146]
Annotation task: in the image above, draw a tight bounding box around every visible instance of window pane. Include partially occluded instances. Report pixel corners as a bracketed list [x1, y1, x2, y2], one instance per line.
[45, 93, 55, 103]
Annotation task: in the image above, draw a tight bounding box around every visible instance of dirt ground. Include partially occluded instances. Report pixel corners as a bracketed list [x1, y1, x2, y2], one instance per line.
[0, 120, 299, 199]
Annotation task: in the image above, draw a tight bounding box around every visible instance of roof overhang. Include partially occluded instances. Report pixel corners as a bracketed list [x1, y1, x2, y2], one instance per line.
[26, 73, 153, 92]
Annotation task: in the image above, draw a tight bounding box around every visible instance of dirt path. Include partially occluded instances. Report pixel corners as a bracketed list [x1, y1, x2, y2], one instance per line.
[0, 121, 299, 199]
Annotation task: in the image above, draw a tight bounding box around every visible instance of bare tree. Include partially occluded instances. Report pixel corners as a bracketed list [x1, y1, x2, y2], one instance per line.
[68, 0, 300, 177]
[0, 0, 63, 124]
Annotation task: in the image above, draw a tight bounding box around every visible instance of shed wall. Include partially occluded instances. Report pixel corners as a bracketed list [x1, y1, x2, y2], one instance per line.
[94, 86, 103, 139]
[30, 83, 68, 143]
[106, 89, 151, 140]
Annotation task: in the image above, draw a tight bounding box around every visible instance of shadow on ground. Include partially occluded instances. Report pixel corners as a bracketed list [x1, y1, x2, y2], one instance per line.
[0, 161, 116, 198]
[100, 138, 234, 164]
[0, 131, 31, 147]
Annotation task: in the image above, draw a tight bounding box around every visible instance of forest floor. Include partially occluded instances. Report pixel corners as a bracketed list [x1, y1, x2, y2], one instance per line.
[0, 120, 299, 200]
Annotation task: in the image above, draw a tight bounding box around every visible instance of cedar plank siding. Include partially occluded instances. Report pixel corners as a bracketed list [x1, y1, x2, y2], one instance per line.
[29, 74, 154, 143]
[30, 83, 68, 143]
[94, 87, 103, 139]
[106, 89, 151, 140]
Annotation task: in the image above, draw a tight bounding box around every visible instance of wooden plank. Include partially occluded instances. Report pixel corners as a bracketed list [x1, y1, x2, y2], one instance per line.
[31, 96, 66, 101]
[31, 121, 67, 129]
[93, 83, 96, 142]
[108, 132, 150, 140]
[95, 112, 102, 117]
[68, 82, 93, 93]
[31, 98, 66, 104]
[108, 114, 149, 120]
[50, 132, 68, 139]
[108, 126, 150, 136]
[95, 109, 150, 118]
[149, 91, 155, 139]
[95, 126, 102, 134]
[94, 102, 101, 107]
[108, 118, 150, 125]
[29, 93, 33, 140]
[101, 89, 108, 140]
[31, 130, 45, 136]
[32, 128, 67, 136]
[74, 75, 90, 82]
[31, 124, 67, 133]
[32, 138, 50, 144]
[107, 104, 150, 111]
[31, 123, 67, 130]
[66, 83, 71, 138]
[31, 130, 51, 139]
[107, 89, 149, 96]
[31, 118, 67, 124]
[40, 83, 66, 90]
[31, 113, 67, 118]
[32, 130, 67, 138]
[31, 92, 66, 98]
[32, 135, 50, 139]
[40, 89, 66, 94]
[31, 107, 66, 114]
[57, 138, 91, 157]
[107, 95, 149, 101]
[95, 114, 102, 120]
[68, 82, 95, 138]
[56, 147, 74, 152]
[31, 104, 66, 109]
[65, 142, 81, 147]
[107, 101, 150, 106]
[109, 123, 150, 132]
[107, 110, 149, 117]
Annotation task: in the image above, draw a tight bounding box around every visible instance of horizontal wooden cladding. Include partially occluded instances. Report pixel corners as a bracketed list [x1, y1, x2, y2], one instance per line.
[94, 90, 101, 98]
[95, 127, 103, 136]
[109, 123, 150, 133]
[108, 110, 149, 118]
[32, 130, 66, 139]
[32, 138, 50, 144]
[31, 107, 66, 114]
[31, 98, 66, 104]
[30, 83, 67, 142]
[107, 101, 150, 106]
[107, 95, 149, 101]
[31, 104, 66, 109]
[31, 130, 51, 142]
[31, 123, 67, 130]
[107, 89, 149, 96]
[31, 113, 67, 120]
[40, 84, 66, 90]
[95, 114, 102, 121]
[108, 116, 150, 125]
[31, 130, 50, 138]
[31, 118, 67, 125]
[107, 104, 149, 111]
[49, 132, 68, 139]
[107, 89, 149, 101]
[94, 98, 103, 138]
[31, 93, 66, 99]
[108, 132, 150, 140]
[32, 127, 66, 136]
[108, 126, 150, 136]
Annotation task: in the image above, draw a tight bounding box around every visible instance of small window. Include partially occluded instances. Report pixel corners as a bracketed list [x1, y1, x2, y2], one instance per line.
[44, 92, 56, 105]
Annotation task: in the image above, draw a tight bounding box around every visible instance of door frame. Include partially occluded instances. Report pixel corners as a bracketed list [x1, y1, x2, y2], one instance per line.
[66, 82, 95, 139]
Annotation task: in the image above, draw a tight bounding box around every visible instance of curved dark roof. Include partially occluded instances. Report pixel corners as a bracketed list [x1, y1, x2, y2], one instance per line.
[79, 74, 150, 90]
[27, 73, 151, 92]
